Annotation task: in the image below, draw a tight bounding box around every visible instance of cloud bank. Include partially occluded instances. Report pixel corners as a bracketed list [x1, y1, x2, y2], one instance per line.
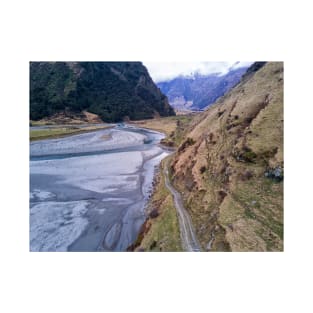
[144, 62, 253, 83]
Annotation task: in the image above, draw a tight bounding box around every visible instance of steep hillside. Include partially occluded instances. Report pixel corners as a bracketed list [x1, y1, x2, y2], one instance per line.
[157, 67, 248, 110]
[30, 62, 175, 122]
[169, 62, 283, 251]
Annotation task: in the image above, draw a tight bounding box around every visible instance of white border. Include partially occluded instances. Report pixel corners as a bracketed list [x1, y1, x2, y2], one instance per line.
[1, 1, 312, 312]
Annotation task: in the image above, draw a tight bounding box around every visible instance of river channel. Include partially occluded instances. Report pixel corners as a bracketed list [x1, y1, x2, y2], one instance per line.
[30, 124, 170, 251]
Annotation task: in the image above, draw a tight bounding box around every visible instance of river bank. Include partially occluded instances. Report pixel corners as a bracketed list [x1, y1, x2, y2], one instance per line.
[30, 123, 112, 141]
[127, 116, 202, 251]
[127, 156, 182, 252]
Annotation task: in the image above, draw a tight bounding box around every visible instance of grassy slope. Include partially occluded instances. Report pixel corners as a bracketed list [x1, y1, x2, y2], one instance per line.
[132, 158, 182, 252]
[30, 125, 111, 141]
[170, 62, 284, 251]
[130, 115, 195, 147]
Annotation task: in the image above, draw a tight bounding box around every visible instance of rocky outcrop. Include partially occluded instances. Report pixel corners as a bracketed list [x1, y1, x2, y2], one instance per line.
[265, 166, 284, 182]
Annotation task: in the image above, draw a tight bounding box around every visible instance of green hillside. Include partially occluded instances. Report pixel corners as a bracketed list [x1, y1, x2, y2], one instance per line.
[30, 62, 175, 122]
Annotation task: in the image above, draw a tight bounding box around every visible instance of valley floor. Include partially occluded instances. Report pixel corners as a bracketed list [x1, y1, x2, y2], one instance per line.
[30, 125, 170, 251]
[30, 124, 111, 141]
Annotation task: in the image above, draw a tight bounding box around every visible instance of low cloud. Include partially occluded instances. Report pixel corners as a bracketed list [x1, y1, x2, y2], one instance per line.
[144, 62, 253, 83]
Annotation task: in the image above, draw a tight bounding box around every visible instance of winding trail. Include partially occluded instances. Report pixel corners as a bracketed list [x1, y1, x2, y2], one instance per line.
[163, 163, 201, 252]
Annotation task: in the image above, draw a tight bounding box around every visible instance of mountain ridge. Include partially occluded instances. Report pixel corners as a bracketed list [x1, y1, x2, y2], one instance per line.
[157, 66, 249, 110]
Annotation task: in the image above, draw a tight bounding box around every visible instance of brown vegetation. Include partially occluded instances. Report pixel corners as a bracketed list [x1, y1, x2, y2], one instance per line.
[170, 62, 283, 251]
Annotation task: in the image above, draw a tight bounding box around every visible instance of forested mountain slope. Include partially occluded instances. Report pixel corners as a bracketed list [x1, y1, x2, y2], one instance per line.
[30, 62, 175, 122]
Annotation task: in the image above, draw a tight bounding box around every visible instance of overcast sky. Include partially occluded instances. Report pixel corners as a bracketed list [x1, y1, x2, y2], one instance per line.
[144, 61, 253, 83]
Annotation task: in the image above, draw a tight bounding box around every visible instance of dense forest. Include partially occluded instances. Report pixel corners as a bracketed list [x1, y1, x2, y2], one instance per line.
[30, 62, 175, 122]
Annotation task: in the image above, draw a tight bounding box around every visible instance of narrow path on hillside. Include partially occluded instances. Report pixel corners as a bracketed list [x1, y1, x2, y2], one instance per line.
[163, 162, 201, 252]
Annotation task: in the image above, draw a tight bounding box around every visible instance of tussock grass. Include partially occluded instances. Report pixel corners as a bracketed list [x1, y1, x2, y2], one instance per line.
[170, 62, 284, 251]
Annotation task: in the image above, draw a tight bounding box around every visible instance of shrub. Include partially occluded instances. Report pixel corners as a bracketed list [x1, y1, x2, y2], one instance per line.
[160, 138, 174, 147]
[241, 146, 257, 163]
[244, 117, 253, 126]
[150, 240, 157, 249]
[218, 190, 227, 202]
[241, 170, 253, 181]
[242, 150, 257, 162]
[200, 166, 206, 174]
[149, 209, 159, 219]
[217, 110, 225, 117]
[178, 137, 196, 152]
